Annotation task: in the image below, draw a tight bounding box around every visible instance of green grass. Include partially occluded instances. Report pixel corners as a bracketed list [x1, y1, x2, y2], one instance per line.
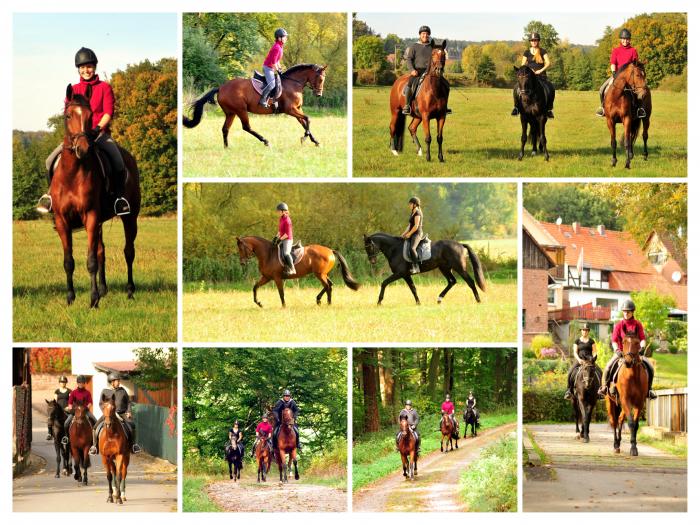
[652, 352, 687, 388]
[524, 427, 550, 464]
[459, 434, 517, 512]
[183, 279, 516, 342]
[353, 86, 687, 177]
[13, 216, 177, 342]
[638, 432, 687, 458]
[183, 107, 347, 177]
[183, 475, 223, 512]
[352, 410, 516, 491]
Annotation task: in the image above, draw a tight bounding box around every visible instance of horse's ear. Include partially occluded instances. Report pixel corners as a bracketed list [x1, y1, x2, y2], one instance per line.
[46, 399, 51, 404]
[441, 39, 447, 50]
[513, 66, 519, 72]
[363, 234, 367, 240]
[430, 38, 435, 47]
[322, 64, 328, 71]
[66, 83, 73, 100]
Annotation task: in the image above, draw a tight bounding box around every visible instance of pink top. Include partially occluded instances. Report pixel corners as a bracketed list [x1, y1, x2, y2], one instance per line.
[612, 317, 646, 349]
[610, 45, 639, 69]
[278, 214, 293, 239]
[441, 401, 454, 414]
[256, 422, 273, 436]
[263, 41, 284, 68]
[67, 75, 115, 130]
[68, 388, 93, 406]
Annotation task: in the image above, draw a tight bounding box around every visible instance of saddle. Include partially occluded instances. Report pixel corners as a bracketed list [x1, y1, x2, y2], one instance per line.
[403, 234, 431, 263]
[251, 70, 283, 101]
[97, 413, 132, 442]
[49, 148, 125, 194]
[277, 241, 305, 267]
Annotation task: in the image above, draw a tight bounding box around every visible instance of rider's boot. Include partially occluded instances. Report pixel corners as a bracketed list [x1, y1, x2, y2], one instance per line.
[112, 169, 131, 216]
[564, 389, 573, 400]
[511, 107, 519, 116]
[259, 95, 269, 108]
[637, 107, 647, 119]
[547, 110, 555, 119]
[647, 389, 657, 399]
[89, 429, 98, 455]
[410, 262, 420, 275]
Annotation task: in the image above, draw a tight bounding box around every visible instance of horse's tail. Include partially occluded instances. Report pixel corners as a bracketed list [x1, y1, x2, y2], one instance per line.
[182, 87, 219, 128]
[392, 111, 406, 152]
[332, 250, 361, 291]
[462, 244, 487, 292]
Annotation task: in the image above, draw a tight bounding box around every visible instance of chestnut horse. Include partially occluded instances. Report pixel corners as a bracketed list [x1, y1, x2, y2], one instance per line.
[51, 84, 140, 308]
[440, 411, 458, 452]
[68, 402, 92, 485]
[398, 416, 418, 480]
[100, 398, 131, 504]
[274, 408, 298, 483]
[183, 64, 327, 148]
[236, 236, 360, 307]
[389, 40, 449, 162]
[255, 437, 272, 482]
[603, 60, 652, 169]
[606, 334, 649, 456]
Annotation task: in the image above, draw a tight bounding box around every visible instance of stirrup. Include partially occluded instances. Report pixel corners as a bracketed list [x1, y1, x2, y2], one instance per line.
[410, 264, 420, 274]
[114, 197, 131, 216]
[37, 194, 52, 213]
[259, 98, 269, 108]
[647, 390, 657, 400]
[511, 108, 519, 116]
[46, 434, 54, 440]
[445, 108, 453, 114]
[132, 444, 142, 453]
[564, 390, 573, 400]
[61, 436, 69, 445]
[595, 108, 605, 117]
[402, 105, 411, 115]
[637, 108, 647, 119]
[89, 445, 98, 455]
[547, 110, 555, 119]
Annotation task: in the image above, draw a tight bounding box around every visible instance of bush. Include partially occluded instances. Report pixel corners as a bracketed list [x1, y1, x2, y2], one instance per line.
[356, 68, 377, 85]
[523, 373, 608, 423]
[522, 348, 536, 359]
[459, 435, 516, 512]
[674, 336, 688, 353]
[657, 67, 687, 92]
[664, 320, 687, 343]
[182, 26, 227, 92]
[530, 335, 555, 359]
[376, 69, 397, 86]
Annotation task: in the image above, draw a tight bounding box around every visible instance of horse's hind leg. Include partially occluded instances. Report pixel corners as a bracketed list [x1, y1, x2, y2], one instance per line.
[456, 266, 481, 303]
[436, 116, 446, 162]
[238, 111, 269, 146]
[623, 116, 633, 169]
[408, 117, 423, 156]
[229, 460, 233, 479]
[642, 118, 650, 160]
[437, 266, 457, 303]
[292, 452, 299, 480]
[121, 214, 138, 299]
[402, 275, 420, 305]
[95, 225, 108, 297]
[540, 118, 549, 161]
[314, 273, 332, 306]
[222, 113, 235, 148]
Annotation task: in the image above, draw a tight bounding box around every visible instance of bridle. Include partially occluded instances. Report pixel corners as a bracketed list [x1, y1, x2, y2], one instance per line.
[614, 64, 647, 99]
[364, 238, 379, 264]
[429, 48, 445, 77]
[64, 101, 93, 158]
[237, 238, 254, 264]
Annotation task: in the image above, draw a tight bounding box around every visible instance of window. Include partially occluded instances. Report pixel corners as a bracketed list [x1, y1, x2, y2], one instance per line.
[648, 250, 667, 265]
[547, 288, 556, 305]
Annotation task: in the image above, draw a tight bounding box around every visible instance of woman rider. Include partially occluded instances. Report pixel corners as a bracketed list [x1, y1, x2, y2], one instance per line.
[37, 47, 130, 216]
[47, 375, 71, 440]
[564, 323, 599, 399]
[595, 28, 645, 118]
[227, 420, 244, 459]
[251, 414, 273, 457]
[465, 391, 479, 422]
[401, 196, 423, 274]
[511, 32, 555, 118]
[276, 202, 295, 275]
[259, 28, 288, 108]
[61, 375, 97, 444]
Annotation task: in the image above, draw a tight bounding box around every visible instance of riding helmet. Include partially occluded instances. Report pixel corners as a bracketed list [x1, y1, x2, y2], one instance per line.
[581, 323, 591, 331]
[283, 389, 291, 396]
[107, 371, 121, 382]
[619, 28, 632, 39]
[529, 32, 541, 41]
[276, 202, 289, 212]
[75, 47, 98, 67]
[418, 25, 431, 35]
[262, 413, 269, 419]
[59, 375, 68, 383]
[274, 28, 288, 39]
[446, 394, 451, 400]
[76, 375, 87, 384]
[408, 196, 421, 206]
[621, 299, 636, 312]
[405, 399, 413, 406]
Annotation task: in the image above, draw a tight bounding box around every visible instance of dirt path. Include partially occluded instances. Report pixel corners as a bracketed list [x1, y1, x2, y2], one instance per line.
[13, 402, 177, 512]
[524, 423, 687, 512]
[353, 423, 516, 512]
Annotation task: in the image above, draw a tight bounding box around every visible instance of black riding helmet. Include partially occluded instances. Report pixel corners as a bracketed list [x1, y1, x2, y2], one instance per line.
[276, 202, 289, 212]
[59, 375, 68, 383]
[529, 32, 541, 41]
[619, 28, 632, 39]
[408, 196, 421, 207]
[621, 299, 636, 311]
[274, 28, 288, 39]
[419, 25, 431, 35]
[107, 371, 121, 383]
[75, 47, 98, 67]
[76, 375, 87, 384]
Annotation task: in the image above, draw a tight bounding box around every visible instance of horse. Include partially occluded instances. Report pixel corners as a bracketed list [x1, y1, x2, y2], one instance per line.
[183, 64, 328, 148]
[397, 415, 418, 480]
[225, 435, 243, 481]
[68, 402, 92, 485]
[389, 40, 449, 162]
[606, 333, 649, 456]
[572, 357, 600, 443]
[50, 84, 140, 308]
[100, 397, 131, 504]
[255, 437, 272, 482]
[513, 65, 550, 161]
[603, 60, 652, 169]
[363, 233, 486, 305]
[439, 411, 458, 452]
[463, 407, 478, 438]
[236, 235, 360, 308]
[274, 408, 299, 482]
[46, 400, 71, 478]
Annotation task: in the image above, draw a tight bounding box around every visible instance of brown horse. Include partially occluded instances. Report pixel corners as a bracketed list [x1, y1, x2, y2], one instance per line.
[389, 40, 449, 162]
[183, 64, 327, 148]
[606, 334, 649, 456]
[274, 408, 298, 483]
[51, 84, 140, 308]
[440, 411, 458, 453]
[68, 402, 92, 485]
[236, 236, 360, 307]
[603, 60, 652, 169]
[100, 398, 131, 504]
[255, 437, 272, 483]
[398, 416, 418, 480]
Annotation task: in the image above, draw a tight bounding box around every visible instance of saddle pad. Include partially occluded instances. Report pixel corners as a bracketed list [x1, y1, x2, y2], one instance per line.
[250, 75, 283, 100]
[277, 243, 305, 267]
[403, 238, 431, 263]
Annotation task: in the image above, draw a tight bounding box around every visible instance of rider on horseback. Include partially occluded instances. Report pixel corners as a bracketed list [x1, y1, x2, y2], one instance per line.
[47, 375, 71, 440]
[440, 394, 458, 434]
[402, 25, 451, 115]
[596, 29, 646, 118]
[272, 389, 301, 451]
[564, 323, 600, 400]
[466, 391, 480, 422]
[251, 414, 273, 457]
[38, 47, 131, 216]
[61, 375, 96, 445]
[275, 203, 296, 276]
[259, 28, 288, 108]
[397, 400, 421, 452]
[401, 197, 423, 275]
[597, 300, 657, 399]
[89, 372, 142, 455]
[511, 33, 555, 118]
[227, 419, 245, 457]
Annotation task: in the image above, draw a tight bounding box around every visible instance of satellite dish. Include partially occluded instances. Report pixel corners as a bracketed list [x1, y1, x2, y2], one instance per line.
[672, 271, 682, 283]
[556, 217, 562, 225]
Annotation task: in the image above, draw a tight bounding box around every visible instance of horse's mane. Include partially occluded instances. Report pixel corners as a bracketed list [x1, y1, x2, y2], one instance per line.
[282, 64, 322, 77]
[369, 232, 403, 242]
[66, 94, 91, 109]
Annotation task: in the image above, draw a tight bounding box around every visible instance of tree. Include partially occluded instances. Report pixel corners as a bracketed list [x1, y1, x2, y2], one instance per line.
[481, 42, 517, 83]
[361, 349, 380, 432]
[354, 35, 386, 71]
[631, 290, 676, 341]
[461, 44, 482, 82]
[183, 25, 227, 91]
[133, 347, 177, 406]
[384, 33, 402, 55]
[352, 14, 376, 40]
[565, 47, 593, 91]
[523, 20, 560, 51]
[476, 55, 497, 85]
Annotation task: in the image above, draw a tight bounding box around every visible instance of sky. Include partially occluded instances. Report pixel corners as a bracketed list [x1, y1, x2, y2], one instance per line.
[356, 12, 637, 46]
[13, 13, 177, 131]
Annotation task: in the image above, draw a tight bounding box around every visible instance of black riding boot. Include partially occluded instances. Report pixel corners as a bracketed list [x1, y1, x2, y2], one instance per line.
[284, 254, 296, 275]
[403, 84, 413, 115]
[644, 358, 657, 399]
[511, 87, 519, 116]
[112, 169, 130, 216]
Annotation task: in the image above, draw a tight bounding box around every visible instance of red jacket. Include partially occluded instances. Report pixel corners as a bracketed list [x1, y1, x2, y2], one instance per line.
[278, 214, 293, 239]
[256, 422, 273, 436]
[612, 317, 645, 350]
[263, 41, 284, 68]
[68, 75, 115, 130]
[68, 387, 93, 407]
[441, 401, 454, 414]
[610, 45, 639, 69]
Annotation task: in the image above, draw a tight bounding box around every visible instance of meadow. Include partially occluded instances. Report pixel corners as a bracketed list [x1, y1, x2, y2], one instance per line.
[353, 86, 687, 177]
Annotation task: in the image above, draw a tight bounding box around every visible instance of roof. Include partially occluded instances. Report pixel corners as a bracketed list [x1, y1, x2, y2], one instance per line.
[523, 227, 556, 267]
[643, 230, 687, 274]
[522, 209, 563, 248]
[92, 361, 138, 375]
[609, 272, 687, 310]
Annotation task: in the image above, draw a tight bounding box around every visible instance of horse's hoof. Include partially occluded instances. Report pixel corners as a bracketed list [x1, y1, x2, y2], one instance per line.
[264, 141, 270, 147]
[625, 163, 631, 169]
[545, 156, 550, 162]
[99, 285, 108, 297]
[83, 479, 88, 486]
[584, 437, 590, 443]
[630, 447, 638, 457]
[117, 498, 123, 505]
[531, 151, 537, 157]
[417, 148, 422, 156]
[614, 448, 620, 454]
[415, 301, 421, 306]
[576, 435, 581, 440]
[391, 150, 399, 156]
[55, 473, 60, 478]
[611, 159, 617, 167]
[437, 297, 443, 304]
[107, 496, 113, 503]
[314, 142, 320, 147]
[439, 157, 444, 163]
[644, 155, 648, 161]
[67, 294, 75, 305]
[295, 474, 299, 480]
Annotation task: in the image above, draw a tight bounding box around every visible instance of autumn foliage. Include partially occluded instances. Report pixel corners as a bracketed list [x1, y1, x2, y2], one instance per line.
[29, 348, 71, 374]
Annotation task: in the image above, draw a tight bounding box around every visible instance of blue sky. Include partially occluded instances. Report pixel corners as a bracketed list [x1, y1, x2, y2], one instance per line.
[13, 13, 177, 130]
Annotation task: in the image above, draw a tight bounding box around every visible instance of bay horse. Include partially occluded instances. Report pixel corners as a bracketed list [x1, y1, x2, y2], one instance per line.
[513, 65, 550, 161]
[463, 407, 478, 438]
[226, 435, 243, 481]
[274, 408, 299, 482]
[440, 411, 458, 452]
[606, 334, 649, 456]
[363, 233, 485, 305]
[46, 399, 71, 478]
[603, 60, 651, 169]
[183, 64, 328, 147]
[572, 357, 600, 443]
[389, 40, 449, 162]
[51, 84, 140, 308]
[68, 402, 92, 485]
[398, 415, 418, 480]
[236, 236, 360, 308]
[255, 437, 272, 482]
[100, 397, 131, 504]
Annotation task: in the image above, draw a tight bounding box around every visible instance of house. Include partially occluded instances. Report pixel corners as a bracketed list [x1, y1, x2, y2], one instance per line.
[522, 225, 556, 345]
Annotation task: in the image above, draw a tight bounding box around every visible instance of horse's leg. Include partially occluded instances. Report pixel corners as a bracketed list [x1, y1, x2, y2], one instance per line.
[437, 266, 457, 303]
[402, 275, 420, 305]
[114, 456, 123, 504]
[314, 273, 331, 306]
[229, 460, 233, 479]
[273, 276, 286, 307]
[623, 115, 633, 169]
[421, 117, 432, 162]
[402, 453, 408, 478]
[584, 403, 593, 443]
[222, 113, 235, 148]
[97, 225, 108, 297]
[607, 118, 618, 167]
[440, 434, 444, 452]
[291, 111, 319, 146]
[389, 110, 399, 155]
[518, 116, 527, 161]
[238, 111, 269, 146]
[292, 449, 299, 480]
[82, 449, 89, 485]
[436, 115, 446, 162]
[377, 273, 403, 305]
[55, 218, 76, 305]
[121, 214, 138, 299]
[106, 461, 114, 502]
[642, 117, 650, 160]
[629, 407, 641, 456]
[540, 117, 549, 161]
[252, 275, 270, 308]
[54, 443, 61, 478]
[408, 117, 423, 156]
[84, 212, 101, 308]
[455, 265, 481, 303]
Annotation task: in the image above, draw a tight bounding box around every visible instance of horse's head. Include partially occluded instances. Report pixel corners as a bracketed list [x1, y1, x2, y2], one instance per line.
[622, 332, 642, 367]
[64, 83, 94, 159]
[399, 414, 409, 434]
[429, 40, 447, 77]
[102, 395, 117, 430]
[236, 236, 254, 265]
[73, 401, 87, 421]
[46, 399, 62, 417]
[514, 65, 536, 95]
[579, 360, 598, 389]
[230, 434, 238, 448]
[620, 60, 649, 101]
[310, 64, 327, 97]
[363, 234, 379, 265]
[281, 407, 294, 426]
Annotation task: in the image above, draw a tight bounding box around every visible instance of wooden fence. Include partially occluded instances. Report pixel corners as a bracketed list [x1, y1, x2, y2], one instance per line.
[646, 387, 687, 433]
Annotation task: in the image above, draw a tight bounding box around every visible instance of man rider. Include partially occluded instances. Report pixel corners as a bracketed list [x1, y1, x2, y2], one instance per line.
[596, 28, 646, 118]
[402, 25, 451, 115]
[397, 400, 421, 452]
[440, 394, 458, 435]
[272, 389, 301, 451]
[227, 420, 244, 459]
[89, 372, 141, 455]
[61, 375, 96, 444]
[251, 414, 273, 457]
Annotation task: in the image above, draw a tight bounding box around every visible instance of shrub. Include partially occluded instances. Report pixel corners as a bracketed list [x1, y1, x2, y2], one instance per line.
[523, 373, 608, 423]
[459, 435, 516, 512]
[376, 69, 397, 86]
[522, 348, 536, 359]
[531, 334, 556, 359]
[674, 336, 688, 353]
[356, 68, 377, 85]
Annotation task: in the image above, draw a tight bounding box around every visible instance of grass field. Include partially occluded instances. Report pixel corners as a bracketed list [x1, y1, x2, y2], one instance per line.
[652, 352, 687, 388]
[353, 86, 687, 177]
[183, 278, 517, 342]
[13, 216, 177, 342]
[182, 107, 347, 177]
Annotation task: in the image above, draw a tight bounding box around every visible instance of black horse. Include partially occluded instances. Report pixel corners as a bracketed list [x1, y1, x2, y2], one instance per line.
[572, 357, 601, 443]
[46, 400, 71, 478]
[463, 406, 479, 438]
[363, 233, 486, 305]
[513, 65, 552, 161]
[225, 436, 243, 481]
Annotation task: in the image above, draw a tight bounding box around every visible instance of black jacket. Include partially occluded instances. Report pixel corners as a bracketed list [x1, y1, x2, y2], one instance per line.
[100, 386, 131, 414]
[273, 398, 299, 423]
[404, 41, 433, 72]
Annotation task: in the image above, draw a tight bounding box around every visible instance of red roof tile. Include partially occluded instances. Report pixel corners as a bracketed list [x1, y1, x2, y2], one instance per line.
[93, 361, 137, 373]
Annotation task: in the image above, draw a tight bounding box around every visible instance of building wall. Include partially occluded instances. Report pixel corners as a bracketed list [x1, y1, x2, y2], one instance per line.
[567, 288, 629, 314]
[523, 268, 550, 345]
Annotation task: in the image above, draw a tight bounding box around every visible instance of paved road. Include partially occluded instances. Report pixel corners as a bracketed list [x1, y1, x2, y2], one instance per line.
[523, 423, 687, 512]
